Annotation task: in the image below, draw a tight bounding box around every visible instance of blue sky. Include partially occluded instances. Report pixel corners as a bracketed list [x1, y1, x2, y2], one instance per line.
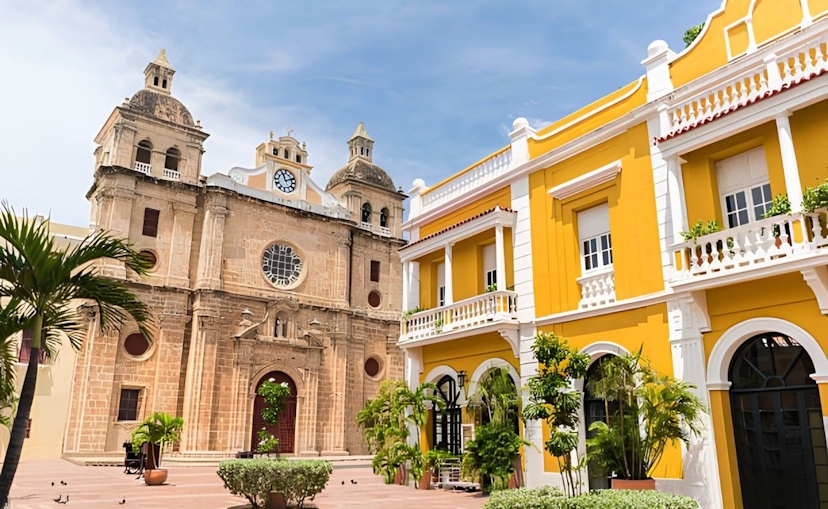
[0, 0, 721, 226]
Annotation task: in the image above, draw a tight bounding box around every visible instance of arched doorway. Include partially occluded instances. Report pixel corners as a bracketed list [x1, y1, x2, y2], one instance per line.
[584, 354, 618, 491]
[251, 371, 297, 454]
[432, 375, 462, 454]
[730, 332, 828, 509]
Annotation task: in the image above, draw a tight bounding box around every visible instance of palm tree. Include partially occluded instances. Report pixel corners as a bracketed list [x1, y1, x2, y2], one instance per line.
[0, 204, 153, 506]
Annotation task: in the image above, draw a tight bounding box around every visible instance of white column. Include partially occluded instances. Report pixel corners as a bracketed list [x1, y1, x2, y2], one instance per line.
[776, 113, 804, 213]
[495, 224, 507, 291]
[801, 0, 814, 28]
[444, 243, 454, 305]
[401, 261, 410, 311]
[667, 155, 689, 244]
[404, 347, 424, 446]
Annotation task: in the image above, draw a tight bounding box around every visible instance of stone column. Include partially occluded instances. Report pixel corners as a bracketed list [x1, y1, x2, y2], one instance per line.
[495, 224, 506, 291]
[775, 113, 804, 213]
[95, 186, 136, 279]
[165, 201, 197, 288]
[323, 334, 348, 455]
[195, 199, 228, 290]
[299, 357, 320, 456]
[667, 293, 723, 508]
[181, 309, 220, 452]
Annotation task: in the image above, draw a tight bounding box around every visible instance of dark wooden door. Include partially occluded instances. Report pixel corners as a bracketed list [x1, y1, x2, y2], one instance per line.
[251, 371, 297, 454]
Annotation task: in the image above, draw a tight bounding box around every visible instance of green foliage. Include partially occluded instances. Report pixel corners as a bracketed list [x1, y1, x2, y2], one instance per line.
[680, 220, 720, 242]
[255, 379, 291, 454]
[217, 458, 332, 509]
[522, 332, 589, 497]
[683, 23, 705, 47]
[803, 179, 828, 213]
[402, 306, 423, 319]
[483, 487, 699, 509]
[763, 194, 792, 218]
[423, 448, 453, 471]
[483, 485, 565, 509]
[467, 367, 519, 428]
[130, 412, 184, 468]
[486, 283, 498, 292]
[463, 423, 526, 491]
[356, 379, 444, 483]
[586, 350, 705, 480]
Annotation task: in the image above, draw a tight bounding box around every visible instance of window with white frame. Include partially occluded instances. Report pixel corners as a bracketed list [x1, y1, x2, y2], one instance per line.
[716, 148, 773, 229]
[578, 203, 612, 273]
[482, 244, 496, 290]
[437, 262, 446, 307]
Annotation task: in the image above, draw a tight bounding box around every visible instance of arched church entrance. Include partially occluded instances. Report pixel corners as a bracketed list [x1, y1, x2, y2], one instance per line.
[251, 371, 297, 454]
[432, 375, 462, 455]
[729, 332, 828, 509]
[584, 354, 618, 491]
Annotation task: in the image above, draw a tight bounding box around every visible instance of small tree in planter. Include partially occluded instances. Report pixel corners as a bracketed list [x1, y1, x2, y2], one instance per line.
[522, 332, 590, 498]
[462, 422, 526, 491]
[256, 378, 291, 456]
[586, 349, 705, 488]
[130, 412, 184, 485]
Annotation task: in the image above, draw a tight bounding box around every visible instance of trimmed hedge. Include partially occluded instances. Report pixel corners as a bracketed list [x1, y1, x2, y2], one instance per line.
[218, 458, 333, 509]
[483, 487, 699, 509]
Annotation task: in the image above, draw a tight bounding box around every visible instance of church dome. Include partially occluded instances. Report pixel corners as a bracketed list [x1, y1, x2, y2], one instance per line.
[127, 89, 195, 127]
[326, 158, 396, 193]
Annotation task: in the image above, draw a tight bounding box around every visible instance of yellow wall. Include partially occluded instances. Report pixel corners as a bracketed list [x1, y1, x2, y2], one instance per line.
[680, 121, 785, 227]
[790, 100, 828, 191]
[420, 187, 511, 237]
[420, 333, 518, 449]
[529, 123, 663, 317]
[538, 304, 682, 479]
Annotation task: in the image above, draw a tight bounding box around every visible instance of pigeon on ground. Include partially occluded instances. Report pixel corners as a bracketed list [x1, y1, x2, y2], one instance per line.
[119, 498, 126, 505]
[51, 482, 54, 486]
[341, 481, 344, 485]
[58, 495, 69, 504]
[53, 495, 61, 503]
[60, 481, 67, 486]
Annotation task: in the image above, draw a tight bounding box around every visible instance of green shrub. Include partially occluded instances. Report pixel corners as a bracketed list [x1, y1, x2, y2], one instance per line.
[217, 458, 332, 509]
[568, 490, 699, 509]
[484, 486, 565, 509]
[483, 487, 699, 509]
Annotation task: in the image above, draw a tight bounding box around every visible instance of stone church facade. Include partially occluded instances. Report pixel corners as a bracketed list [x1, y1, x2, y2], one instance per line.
[62, 51, 406, 458]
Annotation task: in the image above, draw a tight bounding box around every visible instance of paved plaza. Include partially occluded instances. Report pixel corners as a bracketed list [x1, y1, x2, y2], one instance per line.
[8, 460, 488, 509]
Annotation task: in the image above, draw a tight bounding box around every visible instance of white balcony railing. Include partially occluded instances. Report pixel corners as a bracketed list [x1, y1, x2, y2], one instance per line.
[672, 209, 828, 282]
[360, 221, 372, 231]
[663, 36, 828, 140]
[420, 149, 512, 215]
[401, 290, 518, 343]
[378, 226, 391, 236]
[577, 269, 616, 309]
[134, 162, 152, 175]
[163, 168, 181, 181]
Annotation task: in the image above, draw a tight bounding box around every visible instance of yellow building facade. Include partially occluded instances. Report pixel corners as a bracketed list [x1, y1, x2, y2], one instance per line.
[399, 2, 828, 508]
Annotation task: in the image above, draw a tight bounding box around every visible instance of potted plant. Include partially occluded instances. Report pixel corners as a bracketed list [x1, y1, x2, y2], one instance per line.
[763, 194, 792, 246]
[421, 449, 451, 489]
[680, 220, 722, 265]
[130, 412, 184, 486]
[586, 349, 705, 490]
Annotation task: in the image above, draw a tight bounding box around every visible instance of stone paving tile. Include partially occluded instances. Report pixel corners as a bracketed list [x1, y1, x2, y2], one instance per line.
[8, 460, 488, 509]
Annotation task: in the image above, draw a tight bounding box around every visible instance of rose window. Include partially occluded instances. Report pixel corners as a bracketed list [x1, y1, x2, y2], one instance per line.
[262, 244, 303, 287]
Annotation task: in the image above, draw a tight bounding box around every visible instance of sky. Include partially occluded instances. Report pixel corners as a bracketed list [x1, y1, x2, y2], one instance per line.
[0, 0, 722, 227]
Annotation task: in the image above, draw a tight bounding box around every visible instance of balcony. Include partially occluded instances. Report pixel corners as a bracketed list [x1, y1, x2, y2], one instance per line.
[134, 162, 152, 175]
[671, 209, 828, 287]
[419, 149, 512, 216]
[163, 168, 181, 181]
[577, 269, 616, 309]
[400, 290, 518, 344]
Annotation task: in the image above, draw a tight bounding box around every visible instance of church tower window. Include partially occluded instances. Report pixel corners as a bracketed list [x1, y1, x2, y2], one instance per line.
[142, 208, 160, 238]
[136, 140, 152, 165]
[361, 203, 372, 224]
[162, 79, 167, 89]
[164, 148, 181, 172]
[283, 149, 290, 159]
[153, 76, 159, 86]
[380, 208, 389, 228]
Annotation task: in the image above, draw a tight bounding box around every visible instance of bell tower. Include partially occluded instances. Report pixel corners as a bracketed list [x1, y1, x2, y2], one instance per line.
[347, 122, 374, 162]
[144, 49, 175, 95]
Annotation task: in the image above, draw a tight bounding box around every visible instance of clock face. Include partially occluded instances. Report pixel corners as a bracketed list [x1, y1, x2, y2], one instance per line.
[274, 168, 296, 193]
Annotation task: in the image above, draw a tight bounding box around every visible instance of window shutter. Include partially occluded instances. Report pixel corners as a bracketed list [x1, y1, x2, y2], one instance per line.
[142, 208, 160, 237]
[577, 203, 610, 242]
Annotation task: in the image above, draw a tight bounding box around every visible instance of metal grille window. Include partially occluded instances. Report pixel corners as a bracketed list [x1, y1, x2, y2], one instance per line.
[432, 375, 462, 455]
[118, 389, 140, 421]
[262, 244, 303, 287]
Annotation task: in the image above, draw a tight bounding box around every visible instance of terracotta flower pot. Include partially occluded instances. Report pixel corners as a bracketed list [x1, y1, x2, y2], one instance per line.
[266, 491, 288, 509]
[611, 478, 656, 490]
[144, 468, 168, 486]
[418, 471, 432, 490]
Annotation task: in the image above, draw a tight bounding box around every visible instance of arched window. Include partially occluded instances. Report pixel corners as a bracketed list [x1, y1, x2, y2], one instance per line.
[283, 149, 290, 159]
[162, 79, 167, 89]
[136, 140, 152, 164]
[275, 317, 287, 338]
[361, 203, 372, 224]
[380, 208, 389, 228]
[432, 375, 461, 454]
[164, 148, 181, 172]
[153, 76, 159, 86]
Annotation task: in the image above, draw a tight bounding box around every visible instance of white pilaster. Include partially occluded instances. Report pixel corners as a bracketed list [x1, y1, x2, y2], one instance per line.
[444, 243, 454, 305]
[642, 40, 676, 101]
[801, 0, 814, 28]
[667, 155, 689, 244]
[495, 224, 507, 291]
[667, 293, 723, 509]
[509, 118, 536, 167]
[402, 261, 410, 311]
[775, 113, 804, 213]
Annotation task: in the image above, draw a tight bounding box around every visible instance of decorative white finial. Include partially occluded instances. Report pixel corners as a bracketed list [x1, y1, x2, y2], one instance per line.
[513, 117, 529, 129]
